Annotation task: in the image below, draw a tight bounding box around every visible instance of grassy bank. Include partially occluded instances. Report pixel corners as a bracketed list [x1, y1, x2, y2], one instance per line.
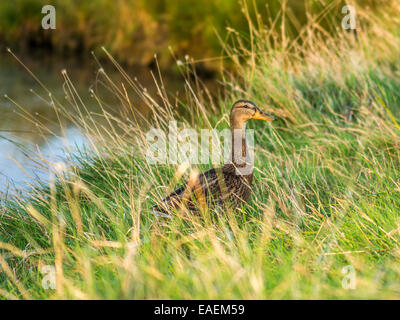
[1, 2, 400, 299]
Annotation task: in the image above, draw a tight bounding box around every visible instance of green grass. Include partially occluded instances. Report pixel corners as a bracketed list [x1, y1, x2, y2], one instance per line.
[1, 2, 400, 299]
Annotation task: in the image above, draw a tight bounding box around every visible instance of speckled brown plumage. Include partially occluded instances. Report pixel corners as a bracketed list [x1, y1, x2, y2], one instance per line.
[156, 164, 253, 214]
[152, 100, 276, 216]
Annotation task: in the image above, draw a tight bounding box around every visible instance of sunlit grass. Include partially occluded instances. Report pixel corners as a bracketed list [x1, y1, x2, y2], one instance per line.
[1, 2, 400, 299]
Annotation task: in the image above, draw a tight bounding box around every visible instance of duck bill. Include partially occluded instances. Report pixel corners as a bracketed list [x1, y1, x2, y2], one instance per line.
[253, 108, 277, 121]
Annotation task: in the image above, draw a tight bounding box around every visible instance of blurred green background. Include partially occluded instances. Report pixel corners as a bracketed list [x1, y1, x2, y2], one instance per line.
[0, 0, 389, 69]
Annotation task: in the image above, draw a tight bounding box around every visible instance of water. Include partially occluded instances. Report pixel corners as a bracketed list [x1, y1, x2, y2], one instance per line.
[0, 53, 185, 194]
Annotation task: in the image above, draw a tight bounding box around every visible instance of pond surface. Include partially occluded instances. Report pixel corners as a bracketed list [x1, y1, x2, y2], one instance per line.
[0, 52, 188, 195]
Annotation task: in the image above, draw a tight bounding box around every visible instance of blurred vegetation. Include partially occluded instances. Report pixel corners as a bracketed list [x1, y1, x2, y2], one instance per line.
[0, 0, 392, 69]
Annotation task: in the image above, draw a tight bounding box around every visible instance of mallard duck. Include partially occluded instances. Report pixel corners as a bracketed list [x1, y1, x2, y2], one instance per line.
[153, 100, 276, 216]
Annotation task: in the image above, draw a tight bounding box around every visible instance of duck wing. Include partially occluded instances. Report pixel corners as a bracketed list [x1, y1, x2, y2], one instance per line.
[151, 167, 223, 215]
